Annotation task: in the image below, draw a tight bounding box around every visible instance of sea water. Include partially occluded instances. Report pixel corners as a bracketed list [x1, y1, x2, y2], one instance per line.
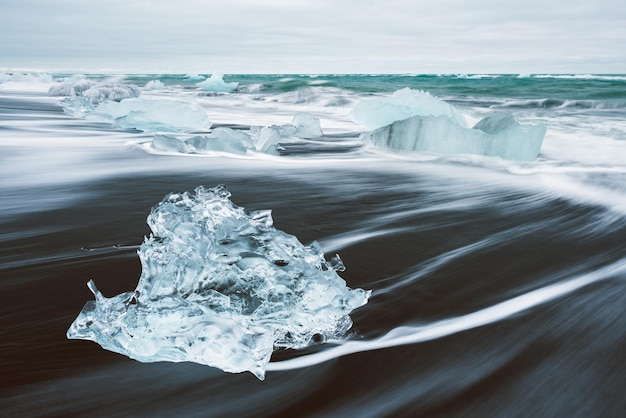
[1, 73, 625, 417]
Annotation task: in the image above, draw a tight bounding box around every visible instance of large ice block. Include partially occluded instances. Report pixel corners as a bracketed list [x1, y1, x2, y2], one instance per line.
[88, 98, 212, 133]
[350, 88, 466, 129]
[67, 185, 370, 379]
[360, 112, 546, 161]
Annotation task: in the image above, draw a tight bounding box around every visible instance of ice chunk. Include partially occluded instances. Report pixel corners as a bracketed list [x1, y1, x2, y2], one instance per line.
[196, 73, 238, 93]
[88, 98, 212, 133]
[252, 126, 282, 154]
[145, 80, 165, 90]
[48, 79, 94, 97]
[360, 112, 546, 161]
[59, 97, 96, 118]
[188, 128, 254, 154]
[152, 134, 194, 153]
[152, 128, 255, 154]
[0, 72, 12, 83]
[82, 82, 141, 104]
[292, 113, 323, 138]
[350, 88, 466, 130]
[67, 185, 370, 379]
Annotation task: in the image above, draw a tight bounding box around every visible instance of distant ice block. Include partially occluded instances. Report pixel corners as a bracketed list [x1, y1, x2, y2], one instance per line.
[83, 82, 141, 104]
[185, 74, 205, 81]
[48, 79, 94, 97]
[89, 98, 212, 133]
[350, 88, 466, 129]
[360, 112, 546, 161]
[51, 80, 140, 104]
[196, 73, 238, 93]
[67, 185, 370, 379]
[0, 72, 53, 83]
[145, 80, 165, 90]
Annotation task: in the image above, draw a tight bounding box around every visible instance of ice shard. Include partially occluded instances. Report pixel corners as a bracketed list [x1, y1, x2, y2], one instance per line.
[67, 185, 370, 379]
[360, 112, 546, 161]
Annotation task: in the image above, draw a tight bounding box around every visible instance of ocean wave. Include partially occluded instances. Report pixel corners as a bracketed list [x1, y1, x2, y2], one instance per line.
[267, 258, 626, 372]
[493, 98, 626, 110]
[533, 74, 626, 81]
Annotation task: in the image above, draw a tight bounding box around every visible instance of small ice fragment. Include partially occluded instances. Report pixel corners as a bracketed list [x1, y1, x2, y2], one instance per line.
[67, 185, 370, 379]
[292, 113, 323, 138]
[253, 126, 281, 154]
[186, 128, 254, 154]
[152, 134, 193, 153]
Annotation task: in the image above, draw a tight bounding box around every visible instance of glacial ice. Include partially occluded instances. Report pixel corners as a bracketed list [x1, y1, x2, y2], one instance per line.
[88, 98, 212, 133]
[292, 113, 324, 139]
[52, 81, 142, 118]
[49, 79, 94, 97]
[0, 72, 12, 83]
[152, 128, 255, 154]
[67, 185, 370, 379]
[360, 112, 546, 161]
[146, 112, 326, 155]
[350, 88, 466, 129]
[82, 82, 141, 104]
[196, 73, 238, 93]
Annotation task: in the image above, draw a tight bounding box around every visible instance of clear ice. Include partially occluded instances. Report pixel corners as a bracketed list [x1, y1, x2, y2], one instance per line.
[67, 185, 370, 379]
[350, 88, 467, 129]
[360, 112, 546, 161]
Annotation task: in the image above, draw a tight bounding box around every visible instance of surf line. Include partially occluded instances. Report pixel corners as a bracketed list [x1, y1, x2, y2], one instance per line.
[267, 258, 626, 372]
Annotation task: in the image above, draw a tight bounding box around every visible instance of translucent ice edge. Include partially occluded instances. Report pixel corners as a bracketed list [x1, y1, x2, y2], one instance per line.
[67, 185, 370, 380]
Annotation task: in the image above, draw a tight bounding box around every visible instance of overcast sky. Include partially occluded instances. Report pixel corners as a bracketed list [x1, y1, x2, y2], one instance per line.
[1, 0, 625, 74]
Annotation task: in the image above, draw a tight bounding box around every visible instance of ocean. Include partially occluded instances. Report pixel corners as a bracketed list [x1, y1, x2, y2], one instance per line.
[1, 73, 625, 417]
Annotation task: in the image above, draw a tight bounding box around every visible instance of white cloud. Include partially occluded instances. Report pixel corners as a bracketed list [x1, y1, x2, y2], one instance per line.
[1, 0, 624, 73]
